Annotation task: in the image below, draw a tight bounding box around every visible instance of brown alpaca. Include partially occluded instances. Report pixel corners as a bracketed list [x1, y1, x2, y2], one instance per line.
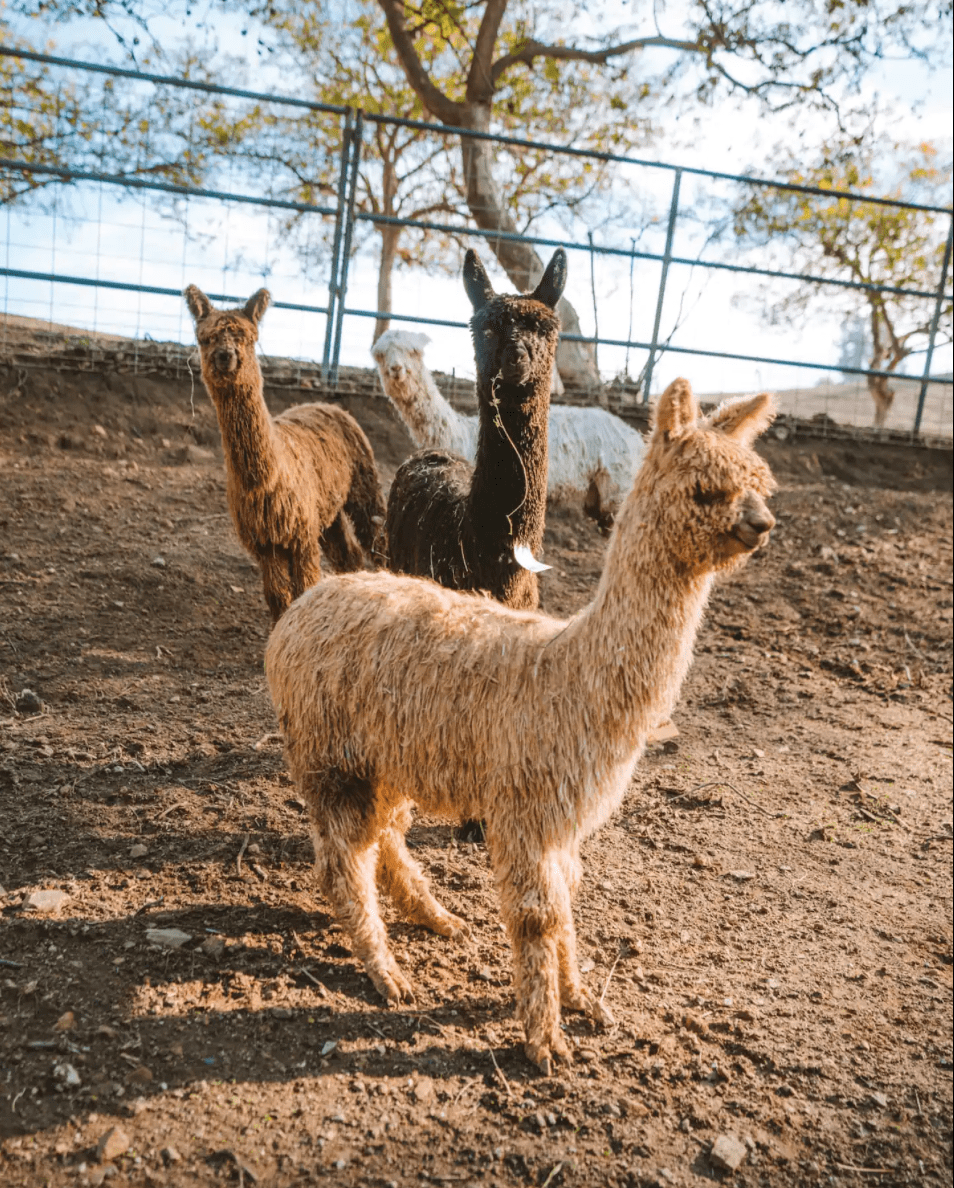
[265, 379, 777, 1074]
[184, 286, 385, 621]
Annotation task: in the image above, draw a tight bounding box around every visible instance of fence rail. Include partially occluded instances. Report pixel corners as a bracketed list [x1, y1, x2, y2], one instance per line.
[1, 45, 951, 437]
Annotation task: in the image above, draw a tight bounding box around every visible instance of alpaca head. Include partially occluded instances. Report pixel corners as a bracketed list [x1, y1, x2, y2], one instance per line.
[641, 378, 777, 574]
[463, 249, 566, 396]
[184, 286, 271, 379]
[372, 329, 431, 386]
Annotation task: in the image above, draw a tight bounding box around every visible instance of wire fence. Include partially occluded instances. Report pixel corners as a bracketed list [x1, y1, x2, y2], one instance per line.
[1, 46, 952, 439]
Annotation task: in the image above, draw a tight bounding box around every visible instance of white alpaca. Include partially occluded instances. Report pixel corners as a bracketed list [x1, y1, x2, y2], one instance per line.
[372, 329, 646, 524]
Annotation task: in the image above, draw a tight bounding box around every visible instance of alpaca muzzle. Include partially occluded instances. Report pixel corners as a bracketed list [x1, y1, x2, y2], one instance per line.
[213, 345, 239, 374]
[732, 502, 776, 550]
[501, 342, 532, 384]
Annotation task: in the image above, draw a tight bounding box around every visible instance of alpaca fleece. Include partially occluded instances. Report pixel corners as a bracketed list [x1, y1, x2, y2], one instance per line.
[266, 377, 777, 1075]
[185, 286, 385, 621]
[384, 249, 566, 610]
[373, 327, 645, 525]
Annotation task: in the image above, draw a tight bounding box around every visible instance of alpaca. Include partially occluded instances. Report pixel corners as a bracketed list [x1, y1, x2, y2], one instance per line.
[184, 285, 385, 622]
[384, 247, 566, 611]
[266, 378, 777, 1075]
[372, 328, 646, 527]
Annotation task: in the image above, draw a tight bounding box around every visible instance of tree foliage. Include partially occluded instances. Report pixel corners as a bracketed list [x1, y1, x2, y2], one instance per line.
[733, 136, 953, 426]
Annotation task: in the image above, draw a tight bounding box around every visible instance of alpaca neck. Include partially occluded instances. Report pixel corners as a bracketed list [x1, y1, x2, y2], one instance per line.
[400, 366, 468, 450]
[204, 360, 278, 489]
[467, 376, 549, 549]
[555, 483, 713, 757]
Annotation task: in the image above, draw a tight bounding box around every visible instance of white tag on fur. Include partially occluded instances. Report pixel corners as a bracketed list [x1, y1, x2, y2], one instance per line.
[514, 544, 552, 573]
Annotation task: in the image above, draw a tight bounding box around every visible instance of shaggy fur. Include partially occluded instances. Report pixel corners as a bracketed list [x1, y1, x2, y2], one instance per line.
[184, 286, 385, 622]
[384, 248, 566, 611]
[266, 378, 777, 1075]
[373, 327, 646, 526]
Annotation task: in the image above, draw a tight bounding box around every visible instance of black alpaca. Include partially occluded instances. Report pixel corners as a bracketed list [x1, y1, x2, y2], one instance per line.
[385, 247, 565, 611]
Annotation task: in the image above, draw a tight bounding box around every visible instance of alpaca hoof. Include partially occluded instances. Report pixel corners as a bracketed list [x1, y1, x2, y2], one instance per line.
[455, 818, 486, 844]
[424, 909, 471, 941]
[372, 967, 415, 1006]
[524, 1033, 572, 1076]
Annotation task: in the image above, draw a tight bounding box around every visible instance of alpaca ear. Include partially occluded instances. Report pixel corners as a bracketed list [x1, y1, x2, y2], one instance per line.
[463, 250, 495, 311]
[243, 289, 271, 325]
[530, 248, 568, 309]
[410, 332, 431, 350]
[709, 392, 776, 445]
[652, 377, 698, 442]
[184, 285, 212, 323]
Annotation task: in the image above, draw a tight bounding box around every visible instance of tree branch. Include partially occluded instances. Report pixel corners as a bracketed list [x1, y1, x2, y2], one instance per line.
[490, 34, 699, 87]
[468, 0, 510, 104]
[375, 0, 463, 125]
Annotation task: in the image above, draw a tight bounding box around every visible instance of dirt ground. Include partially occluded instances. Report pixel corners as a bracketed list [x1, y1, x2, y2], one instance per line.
[0, 347, 951, 1188]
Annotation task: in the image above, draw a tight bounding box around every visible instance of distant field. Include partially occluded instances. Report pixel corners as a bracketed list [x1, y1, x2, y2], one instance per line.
[708, 376, 952, 438]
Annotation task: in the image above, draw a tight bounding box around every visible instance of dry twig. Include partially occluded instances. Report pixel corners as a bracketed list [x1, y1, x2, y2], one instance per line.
[236, 833, 250, 878]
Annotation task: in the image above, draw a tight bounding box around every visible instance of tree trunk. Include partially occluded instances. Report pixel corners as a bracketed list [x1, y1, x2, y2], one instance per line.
[373, 222, 401, 346]
[457, 105, 600, 390]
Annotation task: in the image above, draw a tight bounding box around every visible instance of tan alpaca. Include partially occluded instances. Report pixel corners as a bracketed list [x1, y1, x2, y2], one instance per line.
[184, 286, 385, 621]
[265, 378, 777, 1074]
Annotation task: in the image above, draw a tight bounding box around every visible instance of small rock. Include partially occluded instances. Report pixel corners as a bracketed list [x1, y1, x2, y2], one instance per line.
[710, 1133, 747, 1172]
[23, 888, 69, 914]
[14, 689, 43, 714]
[91, 424, 108, 439]
[129, 844, 148, 859]
[728, 870, 756, 882]
[96, 1126, 130, 1162]
[150, 556, 166, 568]
[53, 1061, 81, 1088]
[199, 936, 225, 957]
[89, 1166, 117, 1187]
[52, 1010, 75, 1032]
[126, 1065, 153, 1085]
[682, 1012, 708, 1035]
[96, 1024, 118, 1040]
[271, 1007, 292, 1020]
[161, 1146, 182, 1165]
[320, 1040, 338, 1057]
[775, 1083, 795, 1097]
[412, 1077, 435, 1103]
[176, 443, 213, 465]
[870, 1091, 888, 1108]
[146, 927, 192, 949]
[475, 966, 495, 982]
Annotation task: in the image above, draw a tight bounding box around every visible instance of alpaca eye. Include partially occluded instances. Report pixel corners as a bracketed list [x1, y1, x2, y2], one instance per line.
[693, 483, 725, 506]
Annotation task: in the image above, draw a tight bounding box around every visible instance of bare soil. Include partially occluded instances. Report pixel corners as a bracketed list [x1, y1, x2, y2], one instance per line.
[0, 348, 951, 1188]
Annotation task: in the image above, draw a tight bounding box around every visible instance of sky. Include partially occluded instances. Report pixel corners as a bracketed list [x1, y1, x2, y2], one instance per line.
[3, 0, 952, 424]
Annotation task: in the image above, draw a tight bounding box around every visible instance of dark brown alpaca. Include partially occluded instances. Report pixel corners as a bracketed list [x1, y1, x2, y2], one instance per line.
[384, 248, 565, 611]
[184, 286, 385, 622]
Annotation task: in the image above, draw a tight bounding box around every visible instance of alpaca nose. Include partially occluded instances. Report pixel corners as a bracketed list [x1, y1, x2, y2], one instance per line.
[748, 509, 776, 536]
[214, 345, 237, 372]
[501, 342, 531, 382]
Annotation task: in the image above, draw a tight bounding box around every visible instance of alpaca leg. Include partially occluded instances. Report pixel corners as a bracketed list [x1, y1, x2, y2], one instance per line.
[288, 545, 321, 602]
[583, 466, 615, 532]
[554, 849, 614, 1027]
[377, 808, 471, 940]
[306, 773, 414, 1005]
[494, 850, 573, 1075]
[344, 456, 387, 562]
[257, 548, 295, 623]
[320, 512, 365, 572]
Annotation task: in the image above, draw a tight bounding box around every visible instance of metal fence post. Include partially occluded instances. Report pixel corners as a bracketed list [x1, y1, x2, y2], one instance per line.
[642, 169, 682, 404]
[329, 109, 364, 385]
[321, 107, 353, 380]
[913, 215, 953, 434]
